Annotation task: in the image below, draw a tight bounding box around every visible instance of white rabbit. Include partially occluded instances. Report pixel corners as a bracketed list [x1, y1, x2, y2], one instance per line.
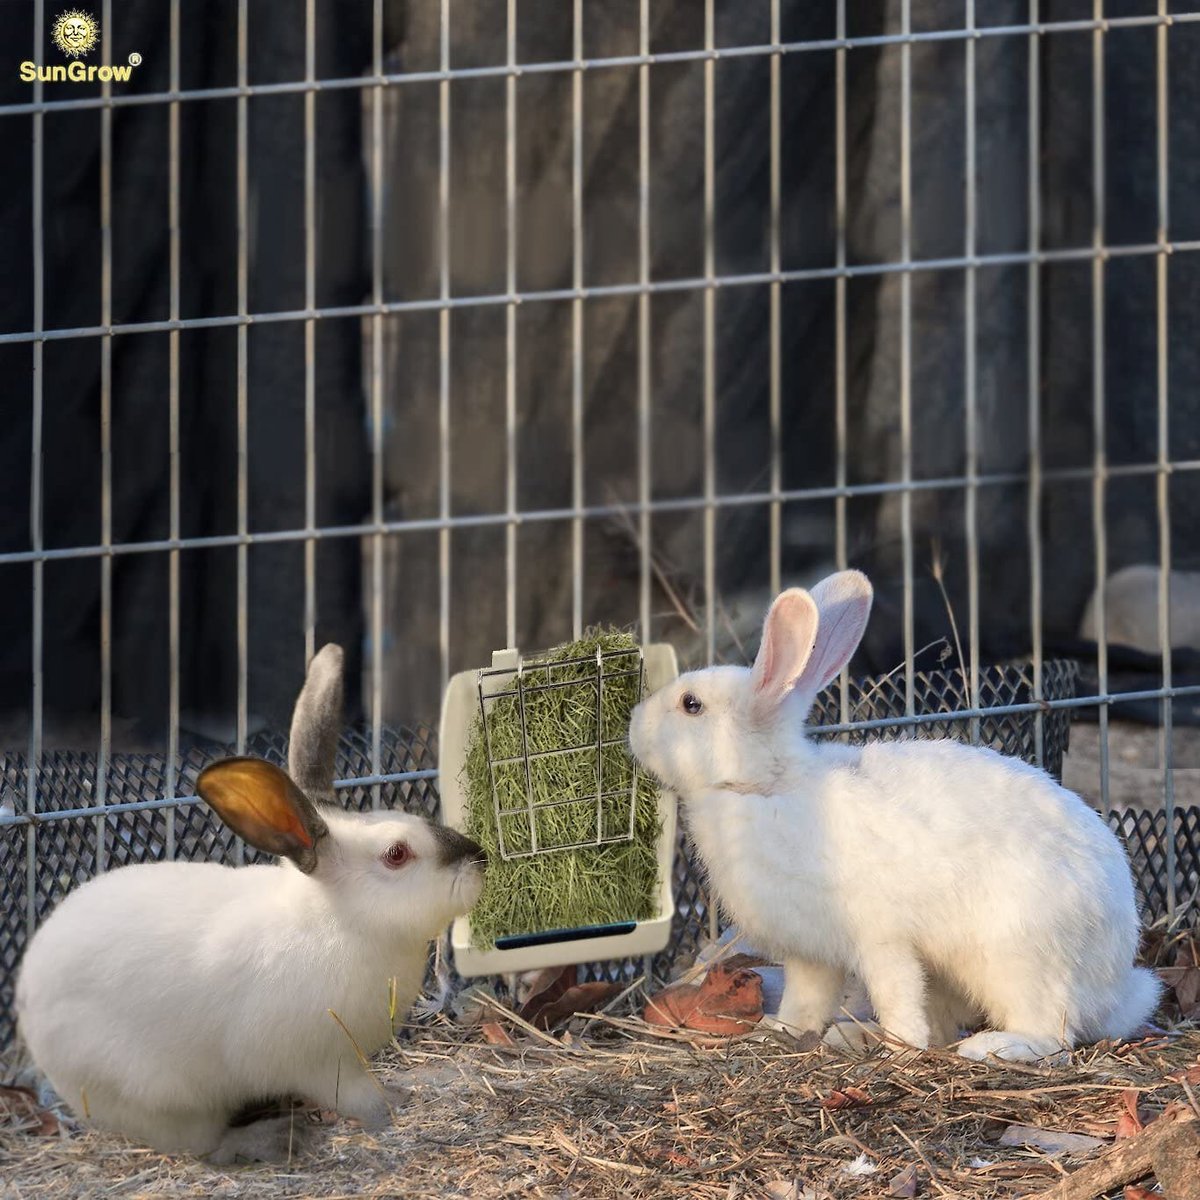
[629, 571, 1160, 1063]
[16, 644, 486, 1161]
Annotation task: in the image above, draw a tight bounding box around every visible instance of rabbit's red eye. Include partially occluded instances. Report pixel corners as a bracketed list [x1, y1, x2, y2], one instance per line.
[382, 842, 413, 869]
[681, 692, 703, 715]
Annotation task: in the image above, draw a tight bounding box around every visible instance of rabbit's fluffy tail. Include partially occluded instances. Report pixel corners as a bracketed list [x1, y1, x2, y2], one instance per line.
[1102, 966, 1162, 1039]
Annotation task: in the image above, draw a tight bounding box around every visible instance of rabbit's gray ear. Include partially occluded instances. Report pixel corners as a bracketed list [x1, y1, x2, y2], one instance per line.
[287, 643, 344, 807]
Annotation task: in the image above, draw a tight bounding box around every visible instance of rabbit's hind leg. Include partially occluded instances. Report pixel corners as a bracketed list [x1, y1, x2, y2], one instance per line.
[209, 1112, 315, 1164]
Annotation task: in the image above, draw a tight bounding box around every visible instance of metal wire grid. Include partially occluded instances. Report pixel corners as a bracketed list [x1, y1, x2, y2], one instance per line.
[2, 3, 1197, 1028]
[477, 649, 645, 860]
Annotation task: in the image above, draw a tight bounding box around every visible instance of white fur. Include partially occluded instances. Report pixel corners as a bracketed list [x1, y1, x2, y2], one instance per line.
[15, 646, 485, 1158]
[630, 572, 1160, 1064]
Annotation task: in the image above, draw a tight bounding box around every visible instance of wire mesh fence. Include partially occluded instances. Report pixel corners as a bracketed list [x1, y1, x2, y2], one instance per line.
[3, 4, 1200, 1047]
[11, 653, 1192, 1046]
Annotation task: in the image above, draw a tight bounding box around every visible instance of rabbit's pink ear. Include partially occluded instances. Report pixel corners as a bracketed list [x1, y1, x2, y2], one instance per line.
[751, 588, 821, 710]
[794, 570, 873, 695]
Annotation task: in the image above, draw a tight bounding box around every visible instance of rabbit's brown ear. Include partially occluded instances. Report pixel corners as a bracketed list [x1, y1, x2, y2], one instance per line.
[197, 757, 329, 873]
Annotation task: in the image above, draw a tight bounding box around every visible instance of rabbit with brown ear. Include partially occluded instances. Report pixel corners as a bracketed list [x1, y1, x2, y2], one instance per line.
[16, 645, 486, 1161]
[630, 571, 1159, 1063]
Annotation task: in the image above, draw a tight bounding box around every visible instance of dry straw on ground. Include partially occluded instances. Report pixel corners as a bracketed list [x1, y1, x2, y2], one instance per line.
[3, 1013, 1199, 1200]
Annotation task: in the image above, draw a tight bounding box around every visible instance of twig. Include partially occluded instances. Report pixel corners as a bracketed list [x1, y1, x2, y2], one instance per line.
[608, 497, 701, 634]
[892, 1121, 952, 1197]
[929, 537, 967, 689]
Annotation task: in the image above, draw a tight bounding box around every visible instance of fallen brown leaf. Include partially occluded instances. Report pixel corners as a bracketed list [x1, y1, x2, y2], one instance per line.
[0, 1085, 61, 1137]
[1123, 1187, 1157, 1200]
[518, 965, 577, 1025]
[820, 1085, 872, 1111]
[889, 1163, 919, 1197]
[480, 1021, 516, 1047]
[1167, 1062, 1200, 1086]
[643, 963, 764, 1036]
[1160, 963, 1200, 1020]
[1115, 1088, 1145, 1140]
[527, 981, 623, 1029]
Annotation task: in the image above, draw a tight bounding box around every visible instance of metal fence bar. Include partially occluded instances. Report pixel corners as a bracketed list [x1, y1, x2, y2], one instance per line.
[1091, 2, 1110, 817]
[25, 0, 46, 941]
[835, 0, 850, 724]
[505, 0, 518, 651]
[8, 239, 1200, 348]
[165, 0, 181, 858]
[234, 0, 250, 866]
[370, 0, 385, 808]
[303, 0, 317, 667]
[96, 0, 114, 873]
[704, 0, 718, 942]
[571, 0, 584, 642]
[1027, 0, 1044, 768]
[963, 0, 981, 745]
[4, 458, 1200, 569]
[1155, 0, 1176, 917]
[439, 0, 452, 686]
[637, 0, 651, 643]
[768, 0, 781, 601]
[900, 0, 915, 717]
[703, 0, 716, 666]
[8, 11, 1200, 121]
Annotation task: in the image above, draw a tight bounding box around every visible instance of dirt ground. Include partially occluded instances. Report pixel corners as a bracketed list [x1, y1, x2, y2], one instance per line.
[2, 1019, 1199, 1200]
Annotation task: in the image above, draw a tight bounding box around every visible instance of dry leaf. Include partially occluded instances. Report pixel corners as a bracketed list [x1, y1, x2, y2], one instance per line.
[997, 1124, 1106, 1155]
[0, 1085, 61, 1137]
[1160, 963, 1200, 1019]
[889, 1163, 919, 1197]
[685, 964, 763, 1035]
[644, 964, 764, 1036]
[1123, 1187, 1158, 1200]
[1167, 1062, 1200, 1085]
[1115, 1088, 1146, 1140]
[820, 1086, 872, 1111]
[518, 965, 577, 1024]
[527, 981, 622, 1029]
[480, 1020, 516, 1047]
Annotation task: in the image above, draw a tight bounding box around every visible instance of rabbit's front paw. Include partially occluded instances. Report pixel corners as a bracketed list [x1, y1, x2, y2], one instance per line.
[758, 1014, 822, 1043]
[822, 1019, 884, 1055]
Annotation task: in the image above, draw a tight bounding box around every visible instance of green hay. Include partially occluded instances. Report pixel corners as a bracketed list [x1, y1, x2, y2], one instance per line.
[464, 628, 662, 946]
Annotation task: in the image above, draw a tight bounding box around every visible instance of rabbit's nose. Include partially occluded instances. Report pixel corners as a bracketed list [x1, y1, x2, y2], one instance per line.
[430, 822, 487, 868]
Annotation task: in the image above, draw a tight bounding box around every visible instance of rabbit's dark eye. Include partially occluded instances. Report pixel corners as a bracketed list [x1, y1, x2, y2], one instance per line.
[680, 692, 703, 716]
[382, 842, 413, 870]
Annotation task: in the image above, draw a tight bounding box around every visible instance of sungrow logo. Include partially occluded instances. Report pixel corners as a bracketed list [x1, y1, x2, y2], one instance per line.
[18, 9, 143, 84]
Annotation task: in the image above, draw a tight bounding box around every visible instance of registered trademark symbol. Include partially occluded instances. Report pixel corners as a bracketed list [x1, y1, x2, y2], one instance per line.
[128, 52, 142, 66]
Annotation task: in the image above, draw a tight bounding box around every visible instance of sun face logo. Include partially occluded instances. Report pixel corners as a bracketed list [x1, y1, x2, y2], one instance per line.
[51, 10, 100, 59]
